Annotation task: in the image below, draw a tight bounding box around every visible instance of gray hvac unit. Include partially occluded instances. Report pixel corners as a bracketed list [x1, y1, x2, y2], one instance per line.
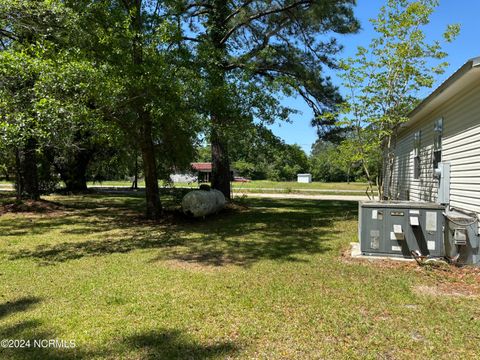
[444, 209, 480, 265]
[359, 201, 445, 258]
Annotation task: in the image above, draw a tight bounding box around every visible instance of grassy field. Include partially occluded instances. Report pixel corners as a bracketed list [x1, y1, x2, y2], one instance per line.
[85, 180, 370, 189]
[1, 180, 373, 196]
[0, 180, 370, 194]
[227, 180, 370, 190]
[1, 193, 479, 359]
[82, 180, 373, 195]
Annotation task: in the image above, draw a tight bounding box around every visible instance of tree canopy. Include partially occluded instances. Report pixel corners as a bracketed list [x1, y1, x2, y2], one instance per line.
[1, 0, 360, 217]
[170, 0, 359, 197]
[317, 0, 460, 198]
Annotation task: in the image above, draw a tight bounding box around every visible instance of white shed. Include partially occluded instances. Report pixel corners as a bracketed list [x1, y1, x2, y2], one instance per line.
[297, 173, 312, 183]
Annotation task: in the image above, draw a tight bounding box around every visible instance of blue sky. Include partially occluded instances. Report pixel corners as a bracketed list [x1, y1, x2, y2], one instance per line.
[269, 0, 480, 155]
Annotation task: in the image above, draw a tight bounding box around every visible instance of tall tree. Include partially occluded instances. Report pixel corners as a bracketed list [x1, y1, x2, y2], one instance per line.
[173, 0, 359, 198]
[62, 0, 201, 218]
[0, 1, 73, 199]
[318, 0, 460, 198]
[1, 1, 200, 215]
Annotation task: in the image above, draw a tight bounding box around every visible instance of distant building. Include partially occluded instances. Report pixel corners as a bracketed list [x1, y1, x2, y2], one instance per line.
[297, 173, 312, 183]
[190, 163, 236, 183]
[191, 162, 213, 183]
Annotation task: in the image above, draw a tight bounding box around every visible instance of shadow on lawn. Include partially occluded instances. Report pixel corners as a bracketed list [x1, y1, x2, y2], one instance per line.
[6, 196, 357, 267]
[116, 329, 239, 359]
[0, 322, 238, 359]
[0, 297, 42, 320]
[0, 298, 238, 359]
[0, 319, 84, 360]
[0, 297, 82, 359]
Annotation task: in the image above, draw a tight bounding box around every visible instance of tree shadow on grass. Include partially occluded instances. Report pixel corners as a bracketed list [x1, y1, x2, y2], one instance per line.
[0, 192, 177, 238]
[0, 296, 237, 359]
[7, 197, 357, 267]
[0, 297, 42, 320]
[115, 329, 239, 359]
[0, 322, 238, 359]
[1, 322, 238, 359]
[0, 320, 82, 360]
[8, 227, 181, 265]
[0, 297, 83, 359]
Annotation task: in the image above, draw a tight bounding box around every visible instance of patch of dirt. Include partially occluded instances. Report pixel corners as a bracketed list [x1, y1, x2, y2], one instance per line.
[161, 259, 235, 273]
[414, 284, 479, 298]
[0, 199, 65, 216]
[340, 246, 418, 270]
[341, 244, 480, 297]
[225, 202, 249, 212]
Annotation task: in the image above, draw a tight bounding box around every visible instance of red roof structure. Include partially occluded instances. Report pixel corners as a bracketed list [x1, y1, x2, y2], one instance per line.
[191, 162, 212, 172]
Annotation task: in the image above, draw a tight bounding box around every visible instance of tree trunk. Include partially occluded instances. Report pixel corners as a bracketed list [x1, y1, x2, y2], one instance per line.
[131, 154, 138, 190]
[210, 117, 232, 200]
[361, 159, 376, 201]
[386, 129, 398, 200]
[128, 0, 161, 219]
[211, 124, 231, 199]
[23, 138, 39, 199]
[15, 149, 24, 200]
[140, 116, 161, 219]
[15, 138, 40, 200]
[59, 150, 90, 193]
[207, 1, 232, 199]
[3, 167, 10, 182]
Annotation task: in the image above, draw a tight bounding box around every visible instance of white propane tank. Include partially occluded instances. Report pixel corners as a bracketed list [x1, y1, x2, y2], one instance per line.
[182, 189, 226, 217]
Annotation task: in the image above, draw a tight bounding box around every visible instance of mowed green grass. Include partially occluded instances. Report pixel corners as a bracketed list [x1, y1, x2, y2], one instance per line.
[84, 180, 371, 191]
[0, 193, 479, 359]
[81, 180, 373, 196]
[1, 180, 372, 194]
[225, 180, 370, 190]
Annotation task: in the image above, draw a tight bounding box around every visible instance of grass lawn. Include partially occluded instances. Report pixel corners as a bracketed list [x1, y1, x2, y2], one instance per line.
[84, 180, 371, 191]
[227, 180, 370, 191]
[1, 180, 374, 196]
[81, 180, 374, 196]
[1, 192, 479, 359]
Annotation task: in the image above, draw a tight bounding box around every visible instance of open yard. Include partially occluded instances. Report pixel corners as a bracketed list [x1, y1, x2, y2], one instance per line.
[1, 193, 480, 359]
[0, 180, 374, 196]
[85, 180, 372, 192]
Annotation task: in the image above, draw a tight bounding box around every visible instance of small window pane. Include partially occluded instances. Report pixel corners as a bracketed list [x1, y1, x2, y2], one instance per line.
[434, 118, 443, 151]
[414, 156, 421, 179]
[414, 131, 421, 157]
[433, 150, 441, 169]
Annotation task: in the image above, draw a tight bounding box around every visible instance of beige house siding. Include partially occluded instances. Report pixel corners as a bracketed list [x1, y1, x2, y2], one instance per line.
[387, 77, 480, 215]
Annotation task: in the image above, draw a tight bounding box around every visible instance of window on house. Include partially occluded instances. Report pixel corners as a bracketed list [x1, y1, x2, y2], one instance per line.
[414, 131, 421, 179]
[433, 118, 443, 170]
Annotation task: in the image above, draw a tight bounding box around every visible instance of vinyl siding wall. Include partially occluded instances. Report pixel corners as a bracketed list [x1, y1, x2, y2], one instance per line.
[386, 78, 480, 215]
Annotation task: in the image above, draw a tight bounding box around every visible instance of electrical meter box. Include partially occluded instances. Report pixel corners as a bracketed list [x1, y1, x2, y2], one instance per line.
[359, 201, 446, 258]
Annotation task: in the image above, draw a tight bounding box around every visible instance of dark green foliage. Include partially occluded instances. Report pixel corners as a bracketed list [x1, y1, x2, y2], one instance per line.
[316, 0, 460, 198]
[176, 0, 359, 196]
[310, 140, 352, 182]
[1, 0, 202, 216]
[198, 124, 309, 181]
